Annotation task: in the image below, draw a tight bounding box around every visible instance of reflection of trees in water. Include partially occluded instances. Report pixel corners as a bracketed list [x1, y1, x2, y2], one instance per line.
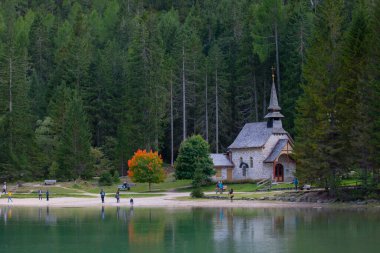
[1, 207, 380, 253]
[128, 209, 165, 243]
[161, 208, 216, 253]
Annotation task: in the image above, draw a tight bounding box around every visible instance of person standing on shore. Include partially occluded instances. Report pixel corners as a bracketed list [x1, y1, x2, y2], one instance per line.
[2, 182, 7, 194]
[100, 189, 105, 203]
[130, 198, 134, 206]
[38, 189, 43, 200]
[115, 190, 120, 203]
[229, 188, 234, 202]
[46, 190, 50, 201]
[7, 191, 13, 203]
[293, 177, 299, 191]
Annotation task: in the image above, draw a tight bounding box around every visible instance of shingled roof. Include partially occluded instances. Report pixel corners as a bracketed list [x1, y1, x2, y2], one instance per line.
[228, 122, 290, 149]
[210, 154, 234, 167]
[264, 139, 288, 163]
[228, 122, 271, 149]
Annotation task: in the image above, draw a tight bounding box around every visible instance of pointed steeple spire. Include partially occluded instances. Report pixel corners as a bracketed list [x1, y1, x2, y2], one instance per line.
[265, 67, 284, 122]
[268, 66, 281, 111]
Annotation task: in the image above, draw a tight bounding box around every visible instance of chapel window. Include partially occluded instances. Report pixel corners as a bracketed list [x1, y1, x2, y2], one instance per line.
[242, 167, 247, 177]
[250, 157, 253, 168]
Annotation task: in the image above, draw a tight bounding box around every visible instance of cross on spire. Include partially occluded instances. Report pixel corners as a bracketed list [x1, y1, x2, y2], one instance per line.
[265, 67, 284, 122]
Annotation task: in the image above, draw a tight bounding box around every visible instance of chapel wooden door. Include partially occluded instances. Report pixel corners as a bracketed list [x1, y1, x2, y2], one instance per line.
[274, 164, 284, 182]
[227, 169, 233, 181]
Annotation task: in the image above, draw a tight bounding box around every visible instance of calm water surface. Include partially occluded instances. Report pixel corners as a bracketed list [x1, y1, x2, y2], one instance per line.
[0, 206, 379, 253]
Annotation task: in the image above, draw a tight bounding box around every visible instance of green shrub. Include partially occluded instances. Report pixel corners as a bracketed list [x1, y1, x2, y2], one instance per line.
[190, 188, 204, 198]
[98, 172, 113, 186]
[49, 162, 58, 178]
[113, 170, 120, 183]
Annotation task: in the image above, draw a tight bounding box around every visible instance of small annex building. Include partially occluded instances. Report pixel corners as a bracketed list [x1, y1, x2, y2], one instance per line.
[210, 75, 296, 183]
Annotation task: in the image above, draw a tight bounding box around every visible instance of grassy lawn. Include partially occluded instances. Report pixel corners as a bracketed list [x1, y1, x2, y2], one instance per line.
[86, 179, 192, 194]
[340, 179, 361, 186]
[205, 191, 280, 199]
[270, 183, 294, 190]
[176, 191, 282, 201]
[5, 178, 192, 197]
[176, 183, 259, 193]
[2, 177, 367, 200]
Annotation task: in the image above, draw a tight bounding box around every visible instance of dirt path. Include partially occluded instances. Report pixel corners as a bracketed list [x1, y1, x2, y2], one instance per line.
[0, 192, 328, 208]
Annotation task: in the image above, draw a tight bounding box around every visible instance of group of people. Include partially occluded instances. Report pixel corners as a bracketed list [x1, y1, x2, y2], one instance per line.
[216, 181, 234, 201]
[2, 181, 50, 203]
[100, 189, 134, 206]
[216, 181, 224, 194]
[37, 189, 50, 201]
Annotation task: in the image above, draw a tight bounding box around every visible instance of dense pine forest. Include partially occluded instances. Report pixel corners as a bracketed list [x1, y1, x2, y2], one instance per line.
[0, 0, 379, 189]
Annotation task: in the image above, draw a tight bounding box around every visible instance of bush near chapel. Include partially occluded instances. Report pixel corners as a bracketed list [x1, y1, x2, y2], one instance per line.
[175, 135, 214, 183]
[128, 149, 165, 191]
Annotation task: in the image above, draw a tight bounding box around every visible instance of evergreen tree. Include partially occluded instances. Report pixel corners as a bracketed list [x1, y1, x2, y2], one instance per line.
[294, 0, 346, 193]
[174, 135, 214, 180]
[251, 0, 285, 97]
[369, 0, 380, 184]
[0, 3, 41, 180]
[337, 3, 372, 187]
[57, 90, 92, 179]
[281, 0, 313, 135]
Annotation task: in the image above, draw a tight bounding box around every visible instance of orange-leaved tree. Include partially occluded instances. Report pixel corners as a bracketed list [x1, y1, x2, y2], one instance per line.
[128, 149, 165, 191]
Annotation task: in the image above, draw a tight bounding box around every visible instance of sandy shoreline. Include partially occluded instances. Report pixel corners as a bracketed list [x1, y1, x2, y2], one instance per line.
[0, 192, 366, 209]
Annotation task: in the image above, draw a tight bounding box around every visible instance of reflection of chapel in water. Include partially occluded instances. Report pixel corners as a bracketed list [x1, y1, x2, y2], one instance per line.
[213, 209, 296, 253]
[211, 72, 296, 182]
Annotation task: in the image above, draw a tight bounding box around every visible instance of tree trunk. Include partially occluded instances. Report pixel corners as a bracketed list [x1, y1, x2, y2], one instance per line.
[9, 57, 13, 154]
[263, 80, 267, 117]
[215, 68, 219, 153]
[121, 157, 125, 177]
[205, 72, 209, 142]
[154, 75, 159, 150]
[9, 57, 13, 113]
[182, 45, 186, 141]
[274, 22, 281, 100]
[149, 182, 151, 192]
[170, 74, 174, 167]
[253, 68, 258, 122]
[193, 59, 196, 134]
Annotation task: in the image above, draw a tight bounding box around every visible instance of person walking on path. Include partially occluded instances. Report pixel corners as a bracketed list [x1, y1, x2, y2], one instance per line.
[100, 189, 105, 204]
[218, 181, 224, 194]
[115, 190, 120, 203]
[2, 182, 7, 195]
[293, 177, 299, 191]
[130, 198, 134, 206]
[229, 188, 234, 202]
[7, 191, 13, 203]
[46, 190, 50, 201]
[38, 189, 43, 200]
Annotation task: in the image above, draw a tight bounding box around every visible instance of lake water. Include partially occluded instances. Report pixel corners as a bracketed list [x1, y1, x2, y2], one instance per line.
[0, 206, 379, 253]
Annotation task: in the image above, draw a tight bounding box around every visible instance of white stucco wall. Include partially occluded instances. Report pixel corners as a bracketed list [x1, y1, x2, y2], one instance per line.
[230, 133, 290, 181]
